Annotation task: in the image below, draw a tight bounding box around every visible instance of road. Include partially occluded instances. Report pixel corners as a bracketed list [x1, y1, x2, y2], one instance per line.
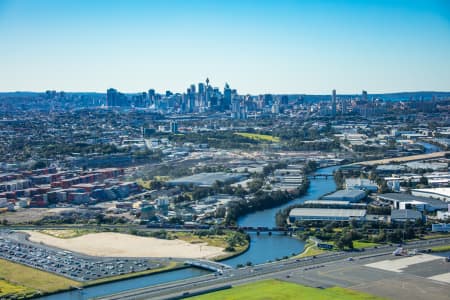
[354, 151, 449, 166]
[96, 237, 450, 300]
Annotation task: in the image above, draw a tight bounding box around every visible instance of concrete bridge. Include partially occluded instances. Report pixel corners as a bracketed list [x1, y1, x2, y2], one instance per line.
[185, 259, 233, 272]
[238, 227, 291, 233]
[308, 173, 333, 179]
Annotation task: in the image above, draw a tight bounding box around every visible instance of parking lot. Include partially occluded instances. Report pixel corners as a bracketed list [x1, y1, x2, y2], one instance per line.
[0, 230, 166, 282]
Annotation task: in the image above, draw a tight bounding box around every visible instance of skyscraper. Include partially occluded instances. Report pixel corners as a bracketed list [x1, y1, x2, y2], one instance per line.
[331, 89, 337, 117]
[223, 83, 232, 109]
[148, 89, 156, 105]
[107, 88, 118, 107]
[362, 90, 368, 102]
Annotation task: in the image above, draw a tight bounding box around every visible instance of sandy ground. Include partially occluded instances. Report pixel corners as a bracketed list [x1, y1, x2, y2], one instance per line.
[25, 231, 226, 259]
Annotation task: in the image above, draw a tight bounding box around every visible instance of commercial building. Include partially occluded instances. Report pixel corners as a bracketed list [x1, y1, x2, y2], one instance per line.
[378, 193, 448, 212]
[167, 172, 248, 187]
[411, 188, 450, 202]
[345, 178, 378, 192]
[431, 223, 450, 232]
[322, 189, 366, 202]
[390, 209, 423, 223]
[289, 208, 366, 222]
[436, 210, 450, 220]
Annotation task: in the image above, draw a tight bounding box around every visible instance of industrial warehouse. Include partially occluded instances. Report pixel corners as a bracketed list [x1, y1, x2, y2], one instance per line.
[289, 208, 367, 222]
[167, 172, 248, 187]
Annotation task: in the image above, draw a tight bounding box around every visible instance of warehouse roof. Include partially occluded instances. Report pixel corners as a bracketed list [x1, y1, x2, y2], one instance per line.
[391, 209, 422, 220]
[168, 172, 247, 187]
[323, 189, 366, 198]
[289, 208, 366, 218]
[378, 193, 447, 207]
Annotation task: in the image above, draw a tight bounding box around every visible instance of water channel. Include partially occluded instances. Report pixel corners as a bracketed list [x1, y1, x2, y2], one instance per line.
[39, 166, 339, 299]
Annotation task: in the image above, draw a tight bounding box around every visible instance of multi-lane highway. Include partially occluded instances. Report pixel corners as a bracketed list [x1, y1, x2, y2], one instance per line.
[97, 237, 450, 300]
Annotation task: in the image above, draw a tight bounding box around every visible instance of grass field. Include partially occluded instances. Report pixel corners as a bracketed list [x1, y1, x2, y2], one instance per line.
[430, 244, 450, 252]
[188, 279, 385, 300]
[353, 241, 380, 249]
[422, 233, 450, 240]
[295, 244, 327, 258]
[0, 258, 81, 294]
[169, 231, 249, 260]
[294, 240, 328, 258]
[39, 228, 98, 238]
[0, 279, 37, 299]
[234, 132, 280, 142]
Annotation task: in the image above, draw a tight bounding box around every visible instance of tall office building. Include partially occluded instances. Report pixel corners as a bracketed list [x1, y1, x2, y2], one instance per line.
[223, 83, 232, 109]
[362, 90, 368, 102]
[106, 88, 118, 107]
[331, 89, 337, 117]
[198, 83, 205, 107]
[148, 89, 156, 107]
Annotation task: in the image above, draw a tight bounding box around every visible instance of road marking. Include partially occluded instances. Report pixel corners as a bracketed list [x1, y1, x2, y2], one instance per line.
[428, 272, 450, 284]
[365, 254, 441, 273]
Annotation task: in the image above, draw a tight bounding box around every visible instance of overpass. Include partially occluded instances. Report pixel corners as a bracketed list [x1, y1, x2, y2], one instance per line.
[184, 259, 232, 272]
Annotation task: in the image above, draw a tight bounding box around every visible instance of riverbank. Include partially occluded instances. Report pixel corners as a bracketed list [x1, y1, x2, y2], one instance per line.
[294, 239, 327, 258]
[29, 166, 338, 300]
[430, 245, 450, 253]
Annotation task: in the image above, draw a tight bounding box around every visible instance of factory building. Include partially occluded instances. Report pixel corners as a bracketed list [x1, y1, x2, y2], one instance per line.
[322, 189, 366, 202]
[289, 208, 366, 222]
[378, 193, 448, 212]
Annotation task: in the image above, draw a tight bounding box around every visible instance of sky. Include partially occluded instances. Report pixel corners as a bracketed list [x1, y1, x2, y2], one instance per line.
[0, 0, 449, 94]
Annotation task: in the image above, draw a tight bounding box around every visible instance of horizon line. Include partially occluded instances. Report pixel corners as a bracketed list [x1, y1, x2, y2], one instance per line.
[1, 89, 450, 96]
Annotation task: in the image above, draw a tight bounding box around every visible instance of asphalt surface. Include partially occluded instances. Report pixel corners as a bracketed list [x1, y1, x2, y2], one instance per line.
[0, 230, 176, 282]
[96, 237, 450, 300]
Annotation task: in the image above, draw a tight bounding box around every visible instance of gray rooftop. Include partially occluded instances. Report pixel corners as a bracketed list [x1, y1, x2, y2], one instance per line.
[391, 209, 422, 220]
[168, 172, 247, 187]
[290, 208, 366, 218]
[323, 189, 366, 198]
[378, 193, 447, 206]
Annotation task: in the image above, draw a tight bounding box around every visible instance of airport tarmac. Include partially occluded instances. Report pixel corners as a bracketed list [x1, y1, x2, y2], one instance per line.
[280, 254, 450, 300]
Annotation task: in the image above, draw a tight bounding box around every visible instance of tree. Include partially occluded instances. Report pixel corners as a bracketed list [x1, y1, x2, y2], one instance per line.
[32, 160, 47, 169]
[419, 176, 428, 186]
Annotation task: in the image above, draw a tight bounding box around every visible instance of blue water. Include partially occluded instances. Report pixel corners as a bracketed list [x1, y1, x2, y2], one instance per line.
[39, 268, 210, 300]
[38, 166, 339, 299]
[433, 250, 450, 257]
[238, 166, 339, 228]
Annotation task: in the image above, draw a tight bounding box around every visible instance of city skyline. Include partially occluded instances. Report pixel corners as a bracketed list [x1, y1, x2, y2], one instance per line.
[1, 0, 450, 94]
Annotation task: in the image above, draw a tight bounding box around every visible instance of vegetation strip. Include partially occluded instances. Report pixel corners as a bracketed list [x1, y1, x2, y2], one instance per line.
[187, 279, 386, 300]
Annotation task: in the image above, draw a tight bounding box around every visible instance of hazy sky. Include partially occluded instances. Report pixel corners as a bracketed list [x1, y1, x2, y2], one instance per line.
[0, 0, 449, 94]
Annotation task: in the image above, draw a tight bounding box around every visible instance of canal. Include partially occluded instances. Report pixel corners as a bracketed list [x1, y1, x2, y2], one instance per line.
[39, 166, 339, 299]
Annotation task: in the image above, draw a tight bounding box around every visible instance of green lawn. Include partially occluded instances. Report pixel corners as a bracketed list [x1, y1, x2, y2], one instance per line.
[0, 258, 81, 294]
[422, 233, 450, 240]
[188, 279, 385, 300]
[0, 279, 38, 299]
[234, 132, 280, 142]
[353, 241, 380, 249]
[295, 240, 328, 258]
[430, 244, 450, 252]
